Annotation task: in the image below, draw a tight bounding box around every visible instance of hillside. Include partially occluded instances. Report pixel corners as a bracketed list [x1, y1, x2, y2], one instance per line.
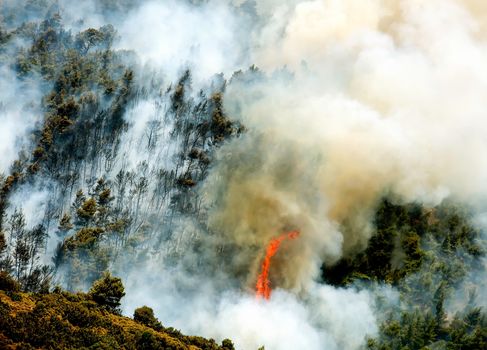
[0, 276, 234, 350]
[1, 1, 487, 349]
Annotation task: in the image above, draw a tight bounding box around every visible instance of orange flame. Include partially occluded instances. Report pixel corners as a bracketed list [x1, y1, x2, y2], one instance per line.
[255, 230, 300, 300]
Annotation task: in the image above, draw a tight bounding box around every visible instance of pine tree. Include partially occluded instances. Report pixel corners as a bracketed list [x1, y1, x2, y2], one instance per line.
[89, 271, 125, 313]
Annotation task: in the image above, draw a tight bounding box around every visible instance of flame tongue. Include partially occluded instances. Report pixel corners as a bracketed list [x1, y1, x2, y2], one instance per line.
[255, 230, 300, 300]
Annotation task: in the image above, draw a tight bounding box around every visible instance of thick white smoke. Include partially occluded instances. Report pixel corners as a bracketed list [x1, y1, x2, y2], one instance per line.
[115, 0, 247, 84]
[0, 66, 43, 174]
[202, 0, 487, 288]
[122, 260, 381, 350]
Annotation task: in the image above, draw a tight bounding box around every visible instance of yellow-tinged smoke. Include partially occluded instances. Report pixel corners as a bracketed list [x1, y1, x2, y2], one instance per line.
[201, 0, 487, 292]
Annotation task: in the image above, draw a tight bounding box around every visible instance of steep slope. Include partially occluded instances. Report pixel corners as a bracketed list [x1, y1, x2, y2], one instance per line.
[0, 288, 234, 350]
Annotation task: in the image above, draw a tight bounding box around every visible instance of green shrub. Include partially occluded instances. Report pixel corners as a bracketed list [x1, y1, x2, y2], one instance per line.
[0, 271, 20, 292]
[88, 271, 125, 313]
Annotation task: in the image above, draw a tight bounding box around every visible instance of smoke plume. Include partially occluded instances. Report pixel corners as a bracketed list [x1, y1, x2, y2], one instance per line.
[201, 0, 487, 292]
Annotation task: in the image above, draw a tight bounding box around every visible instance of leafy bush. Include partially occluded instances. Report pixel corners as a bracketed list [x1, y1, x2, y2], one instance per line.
[134, 306, 162, 330]
[0, 271, 20, 292]
[0, 285, 230, 349]
[88, 271, 125, 313]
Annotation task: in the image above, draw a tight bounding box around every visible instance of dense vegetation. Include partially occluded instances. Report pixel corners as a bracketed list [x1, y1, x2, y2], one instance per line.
[323, 199, 487, 349]
[0, 272, 234, 349]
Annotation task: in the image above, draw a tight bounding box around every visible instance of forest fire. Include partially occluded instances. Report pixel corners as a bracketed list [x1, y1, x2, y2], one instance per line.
[255, 230, 300, 300]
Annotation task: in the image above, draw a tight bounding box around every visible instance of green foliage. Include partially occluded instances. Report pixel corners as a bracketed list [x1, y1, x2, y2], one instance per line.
[0, 209, 52, 293]
[368, 307, 487, 350]
[74, 26, 114, 54]
[57, 213, 73, 236]
[209, 93, 238, 143]
[77, 198, 98, 223]
[64, 227, 104, 250]
[134, 306, 163, 331]
[88, 271, 125, 313]
[221, 338, 235, 350]
[0, 271, 20, 292]
[329, 199, 487, 349]
[323, 200, 483, 286]
[0, 286, 230, 350]
[136, 331, 164, 350]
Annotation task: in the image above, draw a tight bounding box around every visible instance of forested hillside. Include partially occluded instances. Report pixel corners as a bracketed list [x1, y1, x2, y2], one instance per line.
[0, 4, 242, 292]
[0, 272, 235, 349]
[1, 1, 487, 349]
[1, 1, 241, 347]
